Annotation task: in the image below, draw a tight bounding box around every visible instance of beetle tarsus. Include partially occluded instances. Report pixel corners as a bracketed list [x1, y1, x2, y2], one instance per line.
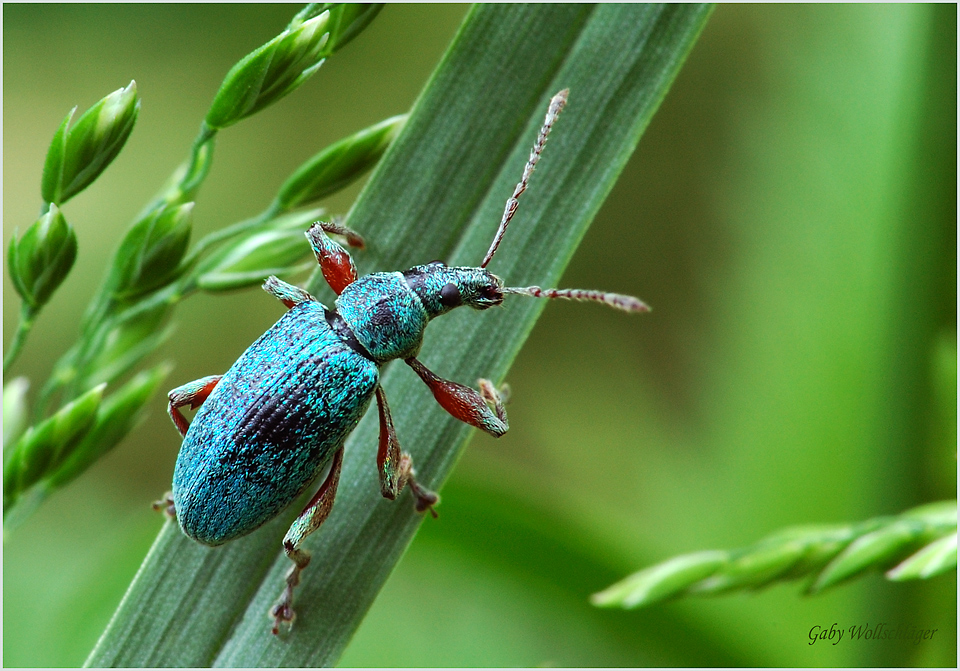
[397, 452, 440, 517]
[271, 448, 342, 634]
[262, 275, 315, 308]
[167, 375, 222, 436]
[410, 478, 440, 518]
[151, 492, 177, 519]
[271, 560, 305, 635]
[315, 218, 365, 249]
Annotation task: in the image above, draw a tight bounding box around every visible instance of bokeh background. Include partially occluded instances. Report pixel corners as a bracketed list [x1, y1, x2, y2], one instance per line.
[4, 4, 956, 667]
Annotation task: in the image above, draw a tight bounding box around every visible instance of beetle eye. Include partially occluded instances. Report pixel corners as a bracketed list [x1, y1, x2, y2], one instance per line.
[439, 282, 461, 308]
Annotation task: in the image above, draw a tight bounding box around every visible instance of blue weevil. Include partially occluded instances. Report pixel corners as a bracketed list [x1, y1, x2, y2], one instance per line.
[159, 90, 649, 634]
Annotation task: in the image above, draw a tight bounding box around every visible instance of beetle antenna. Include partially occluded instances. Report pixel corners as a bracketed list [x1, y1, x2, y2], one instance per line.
[502, 286, 650, 314]
[480, 89, 568, 269]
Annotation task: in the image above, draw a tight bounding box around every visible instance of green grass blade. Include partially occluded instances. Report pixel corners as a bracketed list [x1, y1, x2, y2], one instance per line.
[86, 4, 713, 666]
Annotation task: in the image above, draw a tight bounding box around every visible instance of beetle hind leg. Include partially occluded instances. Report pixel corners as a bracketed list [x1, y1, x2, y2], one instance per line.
[376, 386, 440, 516]
[271, 446, 345, 635]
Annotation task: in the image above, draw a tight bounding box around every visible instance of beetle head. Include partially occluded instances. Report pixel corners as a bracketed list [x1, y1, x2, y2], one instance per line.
[403, 261, 503, 319]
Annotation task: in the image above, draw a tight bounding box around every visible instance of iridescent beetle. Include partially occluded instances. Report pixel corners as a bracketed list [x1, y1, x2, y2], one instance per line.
[159, 90, 649, 634]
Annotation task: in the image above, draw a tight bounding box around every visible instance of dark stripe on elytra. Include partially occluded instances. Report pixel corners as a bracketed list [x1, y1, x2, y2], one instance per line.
[223, 309, 370, 487]
[229, 371, 326, 488]
[235, 352, 324, 446]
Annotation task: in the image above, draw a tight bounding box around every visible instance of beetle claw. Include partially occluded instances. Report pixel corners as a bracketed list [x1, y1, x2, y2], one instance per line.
[271, 601, 296, 635]
[404, 462, 440, 518]
[413, 484, 439, 517]
[270, 557, 306, 635]
[270, 576, 299, 635]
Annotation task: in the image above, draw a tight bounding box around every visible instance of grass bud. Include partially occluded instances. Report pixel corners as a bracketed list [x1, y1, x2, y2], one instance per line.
[110, 203, 194, 301]
[7, 204, 78, 309]
[41, 81, 140, 205]
[291, 4, 384, 52]
[277, 115, 405, 210]
[3, 383, 105, 512]
[82, 301, 173, 390]
[206, 13, 331, 129]
[48, 364, 171, 489]
[194, 212, 321, 292]
[3, 378, 30, 451]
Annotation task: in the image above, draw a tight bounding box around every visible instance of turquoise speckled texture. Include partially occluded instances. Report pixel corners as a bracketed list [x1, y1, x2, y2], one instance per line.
[403, 265, 503, 317]
[172, 301, 379, 545]
[336, 272, 427, 362]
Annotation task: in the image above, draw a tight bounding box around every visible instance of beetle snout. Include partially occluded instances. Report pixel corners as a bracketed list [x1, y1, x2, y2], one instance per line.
[479, 283, 504, 308]
[470, 271, 504, 309]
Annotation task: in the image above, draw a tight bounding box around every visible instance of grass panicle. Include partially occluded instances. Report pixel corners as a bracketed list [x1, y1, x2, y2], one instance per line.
[592, 500, 958, 610]
[3, 4, 390, 527]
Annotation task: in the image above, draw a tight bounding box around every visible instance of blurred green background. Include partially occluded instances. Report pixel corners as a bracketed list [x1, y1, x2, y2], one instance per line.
[3, 4, 956, 667]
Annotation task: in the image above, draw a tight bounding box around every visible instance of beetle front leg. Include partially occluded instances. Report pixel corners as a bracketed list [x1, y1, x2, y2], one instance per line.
[306, 223, 359, 296]
[167, 375, 222, 437]
[405, 358, 509, 437]
[271, 446, 344, 635]
[376, 386, 439, 515]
